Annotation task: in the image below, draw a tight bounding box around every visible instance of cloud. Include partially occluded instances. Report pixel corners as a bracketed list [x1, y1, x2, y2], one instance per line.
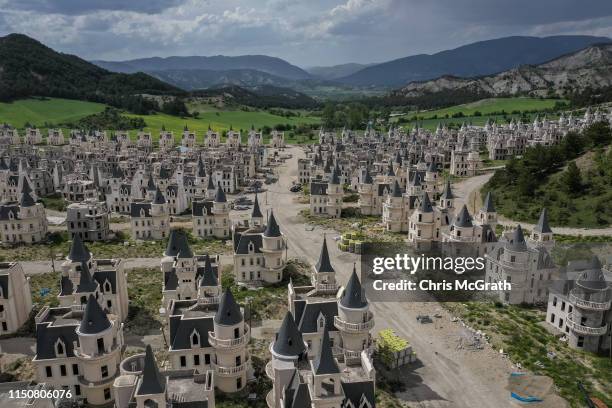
[0, 0, 185, 15]
[0, 0, 610, 65]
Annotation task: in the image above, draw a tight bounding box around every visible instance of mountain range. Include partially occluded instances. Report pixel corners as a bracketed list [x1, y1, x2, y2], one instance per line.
[337, 35, 611, 87]
[391, 43, 612, 100]
[93, 55, 311, 80]
[91, 35, 610, 92]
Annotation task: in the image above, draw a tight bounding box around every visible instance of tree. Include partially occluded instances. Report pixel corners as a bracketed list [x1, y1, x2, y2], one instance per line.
[562, 162, 582, 195]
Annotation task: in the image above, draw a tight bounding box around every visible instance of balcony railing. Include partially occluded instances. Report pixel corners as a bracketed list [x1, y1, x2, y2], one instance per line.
[334, 314, 375, 332]
[197, 296, 220, 305]
[569, 290, 611, 311]
[208, 325, 250, 348]
[78, 371, 118, 387]
[265, 361, 274, 380]
[566, 314, 608, 336]
[211, 354, 250, 377]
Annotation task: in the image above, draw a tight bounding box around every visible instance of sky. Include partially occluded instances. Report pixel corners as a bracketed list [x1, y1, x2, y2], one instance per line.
[0, 0, 611, 67]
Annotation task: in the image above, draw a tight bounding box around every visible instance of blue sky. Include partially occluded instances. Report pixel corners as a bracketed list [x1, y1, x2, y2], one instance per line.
[0, 0, 611, 66]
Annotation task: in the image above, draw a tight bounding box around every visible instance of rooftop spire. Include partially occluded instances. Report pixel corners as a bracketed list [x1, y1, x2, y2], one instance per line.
[313, 327, 339, 375]
[215, 288, 243, 325]
[137, 345, 166, 395]
[272, 311, 306, 357]
[264, 209, 281, 237]
[79, 294, 111, 335]
[340, 264, 367, 309]
[533, 208, 552, 233]
[315, 235, 334, 273]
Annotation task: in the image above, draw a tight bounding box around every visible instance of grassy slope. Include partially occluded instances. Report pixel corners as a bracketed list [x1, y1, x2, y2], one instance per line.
[413, 97, 564, 117]
[0, 98, 320, 143]
[395, 97, 565, 130]
[0, 98, 106, 125]
[489, 147, 612, 228]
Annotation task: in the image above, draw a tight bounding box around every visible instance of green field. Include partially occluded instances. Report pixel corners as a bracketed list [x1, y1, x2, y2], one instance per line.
[412, 97, 565, 118]
[0, 98, 320, 144]
[394, 97, 567, 130]
[0, 98, 106, 126]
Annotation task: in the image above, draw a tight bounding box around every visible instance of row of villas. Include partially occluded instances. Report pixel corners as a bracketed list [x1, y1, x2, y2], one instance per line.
[0, 125, 285, 150]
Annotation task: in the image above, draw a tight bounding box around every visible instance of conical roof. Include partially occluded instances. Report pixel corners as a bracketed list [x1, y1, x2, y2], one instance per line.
[76, 261, 98, 293]
[392, 180, 402, 198]
[340, 264, 367, 309]
[252, 194, 263, 219]
[481, 192, 495, 213]
[264, 210, 281, 237]
[199, 255, 218, 287]
[153, 187, 166, 204]
[315, 236, 334, 273]
[79, 295, 111, 335]
[534, 208, 552, 234]
[197, 158, 206, 178]
[214, 183, 227, 203]
[164, 230, 192, 258]
[207, 175, 215, 190]
[330, 165, 340, 184]
[68, 235, 91, 262]
[363, 168, 373, 184]
[506, 225, 527, 252]
[214, 288, 243, 325]
[313, 327, 339, 375]
[418, 192, 433, 213]
[386, 161, 395, 177]
[19, 184, 36, 207]
[577, 256, 608, 290]
[440, 180, 454, 199]
[146, 174, 156, 191]
[272, 312, 306, 357]
[137, 345, 166, 395]
[454, 205, 473, 228]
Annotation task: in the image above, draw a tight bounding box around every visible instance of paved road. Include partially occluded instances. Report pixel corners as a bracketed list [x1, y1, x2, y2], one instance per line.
[252, 147, 515, 408]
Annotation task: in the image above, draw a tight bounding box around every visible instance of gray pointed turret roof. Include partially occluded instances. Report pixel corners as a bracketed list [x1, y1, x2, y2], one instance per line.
[153, 187, 166, 204]
[577, 257, 608, 290]
[454, 205, 473, 228]
[79, 294, 111, 335]
[197, 158, 206, 178]
[340, 264, 367, 309]
[313, 327, 339, 375]
[199, 255, 218, 287]
[506, 225, 527, 252]
[419, 192, 433, 213]
[76, 261, 98, 293]
[214, 183, 227, 203]
[214, 288, 243, 325]
[207, 175, 215, 190]
[146, 174, 156, 191]
[137, 345, 166, 395]
[264, 210, 281, 237]
[252, 194, 263, 219]
[363, 168, 373, 184]
[164, 230, 192, 258]
[330, 165, 340, 184]
[441, 180, 454, 199]
[68, 235, 91, 262]
[315, 236, 334, 273]
[19, 183, 36, 207]
[273, 311, 306, 357]
[386, 161, 395, 177]
[534, 208, 552, 234]
[392, 180, 402, 198]
[481, 192, 495, 213]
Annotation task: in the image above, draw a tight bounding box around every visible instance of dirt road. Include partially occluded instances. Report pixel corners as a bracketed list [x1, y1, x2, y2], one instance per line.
[251, 147, 515, 408]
